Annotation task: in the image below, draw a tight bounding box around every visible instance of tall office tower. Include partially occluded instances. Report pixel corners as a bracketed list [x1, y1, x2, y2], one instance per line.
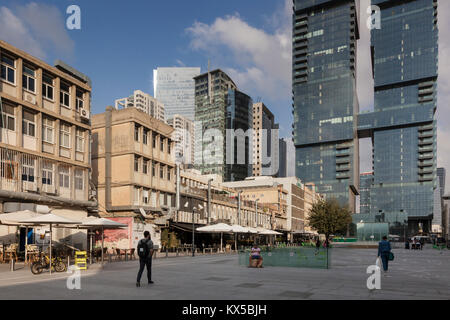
[359, 172, 373, 214]
[194, 69, 253, 182]
[278, 137, 296, 178]
[115, 90, 165, 122]
[292, 0, 360, 212]
[252, 102, 279, 177]
[437, 168, 446, 197]
[153, 67, 200, 121]
[358, 0, 439, 234]
[167, 114, 194, 167]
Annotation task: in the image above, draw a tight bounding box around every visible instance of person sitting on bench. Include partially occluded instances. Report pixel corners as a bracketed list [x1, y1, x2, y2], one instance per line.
[249, 244, 263, 268]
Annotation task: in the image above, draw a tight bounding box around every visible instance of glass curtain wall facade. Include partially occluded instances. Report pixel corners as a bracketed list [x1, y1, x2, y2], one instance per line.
[194, 69, 252, 181]
[358, 0, 438, 235]
[359, 172, 373, 214]
[293, 0, 360, 212]
[153, 67, 201, 121]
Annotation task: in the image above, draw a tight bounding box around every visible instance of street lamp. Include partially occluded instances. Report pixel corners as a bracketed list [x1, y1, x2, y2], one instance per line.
[185, 201, 203, 257]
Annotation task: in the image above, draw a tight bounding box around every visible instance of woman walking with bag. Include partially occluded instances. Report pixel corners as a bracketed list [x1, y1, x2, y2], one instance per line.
[378, 236, 393, 276]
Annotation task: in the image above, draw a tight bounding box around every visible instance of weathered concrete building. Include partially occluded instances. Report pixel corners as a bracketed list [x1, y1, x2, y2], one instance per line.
[91, 106, 175, 249]
[0, 40, 96, 250]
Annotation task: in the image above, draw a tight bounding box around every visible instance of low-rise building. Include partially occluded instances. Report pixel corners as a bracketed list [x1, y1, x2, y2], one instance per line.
[0, 40, 96, 250]
[91, 106, 176, 249]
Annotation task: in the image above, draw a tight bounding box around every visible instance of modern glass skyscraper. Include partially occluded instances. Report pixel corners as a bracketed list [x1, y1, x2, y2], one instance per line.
[358, 0, 439, 234]
[359, 172, 373, 214]
[292, 0, 360, 212]
[153, 67, 200, 121]
[194, 69, 253, 182]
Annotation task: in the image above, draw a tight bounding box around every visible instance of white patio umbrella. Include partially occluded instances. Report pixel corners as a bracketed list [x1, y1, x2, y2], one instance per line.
[0, 210, 42, 264]
[197, 223, 233, 252]
[79, 217, 127, 264]
[20, 214, 81, 274]
[229, 224, 250, 252]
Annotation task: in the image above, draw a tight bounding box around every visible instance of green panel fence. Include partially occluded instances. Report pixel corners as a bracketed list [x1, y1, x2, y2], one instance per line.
[238, 247, 331, 269]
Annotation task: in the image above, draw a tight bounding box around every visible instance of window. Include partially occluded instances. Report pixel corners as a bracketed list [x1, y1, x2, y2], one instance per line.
[143, 129, 148, 145]
[0, 104, 15, 131]
[143, 189, 149, 204]
[76, 89, 84, 111]
[42, 161, 53, 185]
[76, 129, 84, 152]
[153, 134, 156, 148]
[167, 168, 171, 181]
[160, 136, 164, 152]
[0, 55, 15, 84]
[160, 165, 164, 179]
[159, 192, 165, 206]
[75, 169, 84, 190]
[152, 162, 156, 177]
[22, 66, 35, 92]
[1, 159, 16, 180]
[22, 110, 35, 137]
[21, 156, 35, 182]
[134, 125, 140, 142]
[134, 156, 139, 172]
[60, 82, 70, 108]
[42, 117, 54, 143]
[168, 140, 171, 154]
[143, 159, 148, 174]
[59, 166, 70, 188]
[60, 123, 71, 148]
[42, 74, 54, 100]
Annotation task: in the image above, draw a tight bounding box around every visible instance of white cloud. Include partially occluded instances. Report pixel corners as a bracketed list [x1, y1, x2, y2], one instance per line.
[0, 2, 74, 60]
[186, 1, 291, 101]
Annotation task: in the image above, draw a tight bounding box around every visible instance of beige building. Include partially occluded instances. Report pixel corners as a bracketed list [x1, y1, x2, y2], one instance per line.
[222, 176, 322, 238]
[91, 106, 176, 250]
[115, 89, 165, 122]
[0, 40, 96, 249]
[303, 183, 323, 233]
[175, 169, 273, 229]
[167, 114, 194, 167]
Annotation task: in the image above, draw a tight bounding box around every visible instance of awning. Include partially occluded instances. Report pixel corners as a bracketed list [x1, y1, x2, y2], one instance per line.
[170, 222, 204, 232]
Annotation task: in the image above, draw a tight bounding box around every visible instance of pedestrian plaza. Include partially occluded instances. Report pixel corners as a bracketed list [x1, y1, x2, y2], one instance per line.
[0, 247, 449, 300]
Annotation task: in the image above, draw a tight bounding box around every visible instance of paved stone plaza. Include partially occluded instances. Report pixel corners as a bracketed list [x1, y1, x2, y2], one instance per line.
[0, 247, 449, 299]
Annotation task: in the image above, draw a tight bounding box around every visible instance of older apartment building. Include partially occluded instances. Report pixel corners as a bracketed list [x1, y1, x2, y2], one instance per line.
[0, 41, 95, 248]
[92, 106, 176, 217]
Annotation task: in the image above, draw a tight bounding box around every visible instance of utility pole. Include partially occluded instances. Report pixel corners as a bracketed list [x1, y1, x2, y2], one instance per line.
[238, 191, 242, 225]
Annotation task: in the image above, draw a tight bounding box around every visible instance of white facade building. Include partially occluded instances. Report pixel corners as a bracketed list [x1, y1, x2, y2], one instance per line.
[115, 90, 165, 122]
[167, 114, 194, 166]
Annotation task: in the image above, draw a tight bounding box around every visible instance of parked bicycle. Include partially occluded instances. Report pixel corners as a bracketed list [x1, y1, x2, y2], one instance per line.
[30, 252, 67, 274]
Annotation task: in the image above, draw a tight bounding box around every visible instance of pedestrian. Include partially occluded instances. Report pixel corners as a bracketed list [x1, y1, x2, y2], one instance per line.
[136, 231, 154, 287]
[378, 235, 392, 276]
[315, 238, 321, 254]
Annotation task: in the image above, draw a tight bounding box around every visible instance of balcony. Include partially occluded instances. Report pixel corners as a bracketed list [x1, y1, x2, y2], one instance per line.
[336, 165, 350, 172]
[419, 168, 434, 175]
[418, 153, 433, 160]
[336, 172, 350, 179]
[418, 138, 434, 146]
[336, 158, 350, 164]
[418, 160, 434, 167]
[418, 174, 433, 182]
[418, 146, 434, 153]
[418, 131, 434, 139]
[419, 124, 434, 131]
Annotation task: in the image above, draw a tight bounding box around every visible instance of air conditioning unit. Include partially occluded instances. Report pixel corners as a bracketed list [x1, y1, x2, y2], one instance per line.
[23, 92, 36, 105]
[80, 108, 90, 120]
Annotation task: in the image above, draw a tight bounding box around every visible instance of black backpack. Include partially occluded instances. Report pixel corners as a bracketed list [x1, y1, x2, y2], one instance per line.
[137, 239, 150, 259]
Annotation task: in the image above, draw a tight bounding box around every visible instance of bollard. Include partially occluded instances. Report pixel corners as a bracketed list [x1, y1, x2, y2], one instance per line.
[67, 256, 70, 268]
[10, 258, 15, 272]
[176, 248, 179, 257]
[166, 248, 168, 258]
[125, 252, 128, 261]
[108, 253, 112, 263]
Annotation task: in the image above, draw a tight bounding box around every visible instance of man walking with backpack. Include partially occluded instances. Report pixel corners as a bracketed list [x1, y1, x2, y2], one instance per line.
[136, 231, 154, 287]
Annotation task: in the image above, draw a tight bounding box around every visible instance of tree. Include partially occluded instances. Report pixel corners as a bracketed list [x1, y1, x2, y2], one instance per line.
[307, 198, 352, 242]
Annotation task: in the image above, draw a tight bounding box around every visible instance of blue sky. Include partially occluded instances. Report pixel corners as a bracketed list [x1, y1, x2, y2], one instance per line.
[0, 0, 293, 137]
[1, 0, 450, 187]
